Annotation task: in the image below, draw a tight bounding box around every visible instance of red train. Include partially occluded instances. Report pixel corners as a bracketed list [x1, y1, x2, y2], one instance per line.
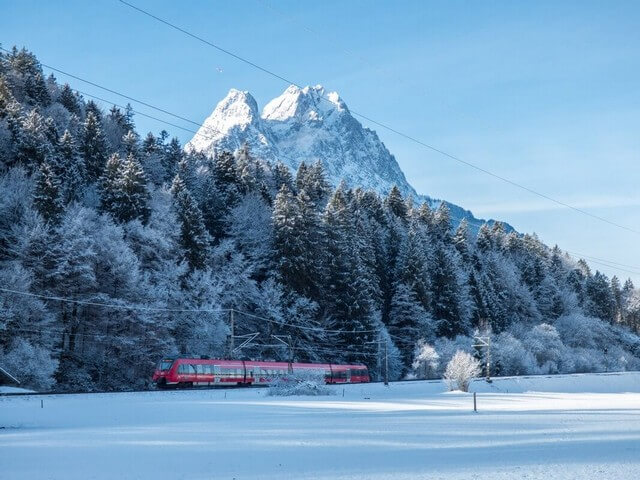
[152, 358, 370, 388]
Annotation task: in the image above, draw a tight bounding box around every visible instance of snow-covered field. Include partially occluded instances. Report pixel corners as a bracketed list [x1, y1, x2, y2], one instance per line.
[2, 372, 640, 479]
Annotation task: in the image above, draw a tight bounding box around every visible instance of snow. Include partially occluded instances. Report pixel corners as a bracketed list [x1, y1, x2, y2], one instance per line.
[2, 372, 640, 479]
[0, 386, 33, 394]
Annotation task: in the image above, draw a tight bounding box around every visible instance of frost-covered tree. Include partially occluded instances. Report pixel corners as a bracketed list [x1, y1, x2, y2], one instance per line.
[81, 111, 107, 180]
[443, 350, 480, 392]
[33, 161, 63, 224]
[171, 175, 210, 270]
[57, 129, 86, 202]
[411, 340, 439, 379]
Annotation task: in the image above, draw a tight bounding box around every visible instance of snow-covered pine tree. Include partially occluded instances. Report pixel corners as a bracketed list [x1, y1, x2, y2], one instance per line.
[58, 83, 80, 115]
[15, 108, 51, 169]
[112, 154, 151, 224]
[161, 137, 182, 182]
[388, 282, 431, 371]
[585, 271, 617, 323]
[385, 185, 407, 219]
[99, 153, 123, 217]
[431, 247, 469, 338]
[33, 161, 63, 224]
[57, 129, 86, 202]
[81, 111, 107, 180]
[122, 130, 139, 159]
[272, 161, 294, 193]
[323, 184, 378, 364]
[171, 175, 210, 270]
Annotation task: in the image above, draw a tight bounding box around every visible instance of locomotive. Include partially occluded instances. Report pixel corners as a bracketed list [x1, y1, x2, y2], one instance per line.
[153, 357, 370, 388]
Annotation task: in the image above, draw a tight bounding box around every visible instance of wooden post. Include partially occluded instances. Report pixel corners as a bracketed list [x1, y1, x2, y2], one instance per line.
[473, 392, 477, 412]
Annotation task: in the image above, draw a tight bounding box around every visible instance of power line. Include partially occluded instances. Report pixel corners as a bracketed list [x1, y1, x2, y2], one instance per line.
[0, 287, 379, 334]
[117, 0, 640, 236]
[564, 253, 640, 277]
[565, 251, 640, 273]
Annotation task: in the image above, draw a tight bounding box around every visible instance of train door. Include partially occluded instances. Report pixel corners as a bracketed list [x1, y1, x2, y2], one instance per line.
[345, 369, 351, 383]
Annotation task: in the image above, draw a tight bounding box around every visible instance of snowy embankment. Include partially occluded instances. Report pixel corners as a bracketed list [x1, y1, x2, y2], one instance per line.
[1, 373, 640, 479]
[0, 386, 34, 394]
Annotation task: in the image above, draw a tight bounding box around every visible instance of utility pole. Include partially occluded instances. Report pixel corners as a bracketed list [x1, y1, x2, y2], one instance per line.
[271, 334, 294, 372]
[384, 340, 389, 386]
[228, 309, 235, 358]
[486, 335, 491, 383]
[473, 320, 492, 383]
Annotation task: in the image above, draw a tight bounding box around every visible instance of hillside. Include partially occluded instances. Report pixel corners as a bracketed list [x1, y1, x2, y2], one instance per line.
[1, 47, 640, 392]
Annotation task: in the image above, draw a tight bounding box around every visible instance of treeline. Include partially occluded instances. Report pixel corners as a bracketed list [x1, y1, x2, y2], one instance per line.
[0, 47, 639, 391]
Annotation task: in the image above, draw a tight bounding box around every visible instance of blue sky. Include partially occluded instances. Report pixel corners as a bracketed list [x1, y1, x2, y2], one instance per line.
[3, 0, 640, 283]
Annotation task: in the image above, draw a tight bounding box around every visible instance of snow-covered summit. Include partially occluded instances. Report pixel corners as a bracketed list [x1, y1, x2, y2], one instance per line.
[185, 88, 275, 159]
[186, 85, 506, 230]
[262, 85, 347, 123]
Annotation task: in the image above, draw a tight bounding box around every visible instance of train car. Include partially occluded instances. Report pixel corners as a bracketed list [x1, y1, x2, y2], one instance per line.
[152, 358, 370, 388]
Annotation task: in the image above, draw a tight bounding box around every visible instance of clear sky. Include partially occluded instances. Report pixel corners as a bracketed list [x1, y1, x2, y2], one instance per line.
[3, 0, 640, 283]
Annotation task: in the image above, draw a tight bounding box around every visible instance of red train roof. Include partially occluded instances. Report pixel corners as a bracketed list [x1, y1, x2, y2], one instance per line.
[171, 358, 367, 369]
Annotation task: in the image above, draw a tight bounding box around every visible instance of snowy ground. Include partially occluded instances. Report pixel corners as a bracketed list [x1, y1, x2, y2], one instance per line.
[2, 372, 640, 479]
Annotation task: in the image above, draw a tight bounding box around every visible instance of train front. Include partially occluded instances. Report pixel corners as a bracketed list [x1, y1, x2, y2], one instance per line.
[152, 358, 175, 387]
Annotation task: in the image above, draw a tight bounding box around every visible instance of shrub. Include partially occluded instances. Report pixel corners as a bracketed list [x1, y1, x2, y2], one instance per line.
[443, 350, 481, 392]
[267, 368, 335, 396]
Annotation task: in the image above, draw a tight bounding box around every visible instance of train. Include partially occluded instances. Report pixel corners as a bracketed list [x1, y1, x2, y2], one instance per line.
[152, 357, 370, 388]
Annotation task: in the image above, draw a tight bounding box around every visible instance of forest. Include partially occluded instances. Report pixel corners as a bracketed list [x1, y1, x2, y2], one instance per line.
[1, 47, 639, 391]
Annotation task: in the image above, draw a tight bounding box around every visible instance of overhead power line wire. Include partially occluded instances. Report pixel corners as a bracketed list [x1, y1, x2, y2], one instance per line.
[565, 251, 640, 273]
[0, 287, 379, 334]
[117, 0, 640, 237]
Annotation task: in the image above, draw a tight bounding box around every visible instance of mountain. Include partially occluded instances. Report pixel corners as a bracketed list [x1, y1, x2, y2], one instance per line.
[185, 85, 503, 230]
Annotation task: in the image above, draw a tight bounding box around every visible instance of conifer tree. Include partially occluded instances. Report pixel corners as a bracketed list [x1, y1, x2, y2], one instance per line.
[323, 185, 377, 363]
[33, 161, 63, 224]
[58, 84, 80, 115]
[453, 218, 471, 262]
[142, 132, 156, 155]
[433, 202, 452, 241]
[272, 184, 305, 290]
[171, 175, 210, 270]
[113, 154, 151, 224]
[122, 130, 139, 159]
[272, 161, 294, 193]
[388, 282, 430, 370]
[99, 153, 123, 218]
[431, 247, 468, 337]
[16, 108, 51, 168]
[57, 130, 86, 202]
[162, 137, 182, 182]
[272, 185, 324, 297]
[476, 223, 492, 252]
[0, 76, 16, 118]
[385, 185, 407, 219]
[81, 111, 107, 180]
[585, 271, 616, 322]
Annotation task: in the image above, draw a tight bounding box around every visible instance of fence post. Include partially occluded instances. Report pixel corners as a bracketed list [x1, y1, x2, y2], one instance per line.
[473, 392, 477, 412]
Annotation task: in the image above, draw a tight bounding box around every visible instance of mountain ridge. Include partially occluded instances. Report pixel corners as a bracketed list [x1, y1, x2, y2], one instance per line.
[185, 85, 509, 231]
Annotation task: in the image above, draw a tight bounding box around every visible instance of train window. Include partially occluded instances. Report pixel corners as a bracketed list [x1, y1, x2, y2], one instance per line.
[187, 364, 196, 374]
[159, 360, 173, 371]
[178, 364, 186, 374]
[195, 364, 204, 374]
